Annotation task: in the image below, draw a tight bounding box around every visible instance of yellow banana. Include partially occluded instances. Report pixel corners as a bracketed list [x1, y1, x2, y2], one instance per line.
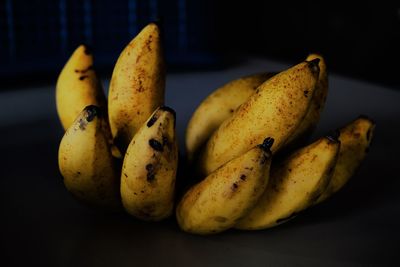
[176, 138, 273, 235]
[58, 105, 121, 210]
[236, 135, 340, 230]
[284, 54, 328, 146]
[56, 45, 107, 130]
[316, 116, 375, 203]
[197, 59, 320, 176]
[121, 106, 178, 221]
[108, 23, 165, 153]
[185, 72, 274, 162]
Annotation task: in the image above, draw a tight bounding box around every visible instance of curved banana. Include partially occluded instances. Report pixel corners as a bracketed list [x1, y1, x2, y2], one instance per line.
[197, 59, 320, 176]
[284, 54, 328, 146]
[58, 105, 121, 210]
[108, 23, 165, 153]
[236, 135, 340, 230]
[121, 106, 178, 221]
[176, 138, 273, 235]
[185, 72, 274, 162]
[56, 45, 107, 130]
[316, 116, 375, 203]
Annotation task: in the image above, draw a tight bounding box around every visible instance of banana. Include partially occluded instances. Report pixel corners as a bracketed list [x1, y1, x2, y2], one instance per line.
[56, 45, 107, 130]
[284, 54, 328, 146]
[121, 106, 178, 221]
[176, 138, 274, 235]
[236, 135, 340, 230]
[197, 59, 320, 176]
[185, 72, 275, 162]
[316, 116, 375, 203]
[108, 23, 165, 153]
[58, 105, 121, 210]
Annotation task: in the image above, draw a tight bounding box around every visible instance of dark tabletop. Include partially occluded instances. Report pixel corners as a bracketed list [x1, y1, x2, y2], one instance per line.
[1, 58, 399, 266]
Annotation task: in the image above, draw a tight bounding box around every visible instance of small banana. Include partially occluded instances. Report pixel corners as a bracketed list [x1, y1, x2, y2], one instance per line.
[108, 23, 165, 153]
[176, 138, 274, 235]
[198, 59, 320, 176]
[284, 54, 328, 146]
[316, 116, 375, 203]
[121, 106, 178, 221]
[185, 72, 274, 162]
[58, 105, 121, 210]
[236, 135, 340, 230]
[56, 45, 107, 130]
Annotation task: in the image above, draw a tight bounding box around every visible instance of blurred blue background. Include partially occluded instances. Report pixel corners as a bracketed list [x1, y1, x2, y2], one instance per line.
[0, 0, 399, 88]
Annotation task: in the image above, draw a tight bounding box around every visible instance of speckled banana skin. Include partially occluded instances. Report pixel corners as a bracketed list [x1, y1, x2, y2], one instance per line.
[236, 135, 340, 230]
[176, 138, 273, 235]
[284, 54, 329, 147]
[197, 60, 320, 176]
[58, 106, 121, 210]
[316, 116, 375, 203]
[185, 72, 274, 162]
[56, 45, 107, 130]
[108, 23, 165, 153]
[121, 106, 178, 221]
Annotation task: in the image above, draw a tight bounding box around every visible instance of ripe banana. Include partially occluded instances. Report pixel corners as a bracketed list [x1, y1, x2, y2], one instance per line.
[56, 45, 107, 130]
[284, 54, 328, 147]
[185, 72, 275, 162]
[197, 59, 320, 176]
[58, 105, 121, 210]
[108, 23, 165, 153]
[176, 138, 274, 235]
[121, 106, 178, 221]
[316, 116, 375, 203]
[236, 135, 340, 230]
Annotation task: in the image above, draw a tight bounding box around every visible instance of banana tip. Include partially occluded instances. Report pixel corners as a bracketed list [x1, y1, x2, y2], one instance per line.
[307, 58, 320, 75]
[150, 18, 163, 28]
[358, 114, 375, 125]
[259, 137, 274, 152]
[81, 44, 92, 55]
[159, 106, 176, 119]
[84, 105, 101, 121]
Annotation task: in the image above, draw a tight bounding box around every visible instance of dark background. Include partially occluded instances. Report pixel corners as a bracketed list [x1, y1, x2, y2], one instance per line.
[1, 1, 400, 266]
[1, 0, 399, 88]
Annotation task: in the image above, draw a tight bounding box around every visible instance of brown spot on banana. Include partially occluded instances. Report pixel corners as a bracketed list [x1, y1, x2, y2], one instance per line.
[147, 113, 159, 127]
[149, 139, 163, 152]
[145, 163, 156, 182]
[75, 65, 93, 74]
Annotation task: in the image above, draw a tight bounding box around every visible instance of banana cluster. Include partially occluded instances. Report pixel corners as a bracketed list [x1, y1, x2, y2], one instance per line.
[57, 23, 178, 221]
[55, 23, 375, 233]
[180, 55, 375, 234]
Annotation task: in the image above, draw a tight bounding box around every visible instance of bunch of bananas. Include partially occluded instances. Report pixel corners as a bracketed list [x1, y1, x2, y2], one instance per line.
[56, 23, 375, 234]
[57, 23, 178, 221]
[180, 55, 375, 234]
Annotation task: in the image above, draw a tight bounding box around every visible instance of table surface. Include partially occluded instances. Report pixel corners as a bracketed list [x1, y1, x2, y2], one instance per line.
[1, 58, 399, 266]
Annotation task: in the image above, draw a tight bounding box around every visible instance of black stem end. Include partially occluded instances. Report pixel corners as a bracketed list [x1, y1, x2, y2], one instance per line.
[259, 137, 274, 152]
[159, 106, 176, 128]
[82, 44, 92, 55]
[84, 105, 100, 122]
[307, 58, 320, 75]
[159, 106, 176, 119]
